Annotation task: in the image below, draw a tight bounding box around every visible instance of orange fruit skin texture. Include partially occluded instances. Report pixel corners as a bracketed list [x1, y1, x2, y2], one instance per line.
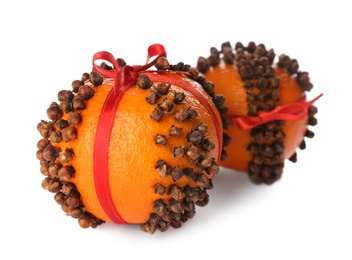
[204, 62, 307, 172]
[56, 73, 221, 224]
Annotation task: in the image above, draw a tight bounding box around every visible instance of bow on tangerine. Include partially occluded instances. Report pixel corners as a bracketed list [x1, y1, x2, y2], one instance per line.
[36, 44, 227, 234]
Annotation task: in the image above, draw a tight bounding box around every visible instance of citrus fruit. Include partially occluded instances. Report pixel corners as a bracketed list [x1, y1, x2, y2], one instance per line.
[36, 44, 227, 233]
[197, 41, 322, 184]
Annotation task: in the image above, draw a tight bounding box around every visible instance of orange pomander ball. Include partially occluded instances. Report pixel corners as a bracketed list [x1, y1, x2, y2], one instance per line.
[36, 44, 227, 234]
[197, 41, 322, 184]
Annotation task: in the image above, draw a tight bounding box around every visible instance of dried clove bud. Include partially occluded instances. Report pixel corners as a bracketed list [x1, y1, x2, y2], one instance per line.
[188, 67, 199, 80]
[148, 213, 161, 227]
[154, 83, 171, 95]
[41, 177, 51, 190]
[137, 74, 153, 89]
[169, 125, 182, 137]
[173, 92, 185, 104]
[205, 161, 220, 176]
[212, 94, 226, 108]
[186, 130, 203, 145]
[58, 90, 74, 102]
[169, 199, 183, 214]
[150, 107, 164, 122]
[201, 138, 215, 152]
[55, 119, 69, 130]
[170, 165, 183, 181]
[154, 134, 167, 146]
[154, 183, 166, 195]
[223, 133, 232, 147]
[58, 166, 75, 181]
[183, 186, 200, 202]
[183, 168, 197, 181]
[67, 111, 82, 125]
[72, 96, 86, 110]
[305, 129, 315, 138]
[78, 215, 93, 229]
[173, 108, 188, 122]
[154, 160, 171, 178]
[196, 174, 213, 190]
[220, 149, 228, 161]
[61, 182, 76, 196]
[59, 101, 71, 113]
[168, 185, 184, 200]
[37, 139, 48, 149]
[42, 145, 58, 162]
[202, 81, 215, 97]
[196, 194, 209, 207]
[155, 57, 170, 70]
[71, 80, 84, 93]
[48, 178, 62, 193]
[116, 58, 126, 67]
[89, 70, 103, 86]
[36, 149, 44, 161]
[40, 164, 49, 175]
[58, 148, 74, 163]
[145, 88, 160, 104]
[158, 220, 170, 232]
[187, 107, 198, 119]
[186, 145, 201, 162]
[66, 196, 80, 208]
[80, 72, 89, 82]
[49, 131, 62, 143]
[68, 207, 83, 219]
[198, 156, 213, 168]
[158, 98, 175, 113]
[153, 199, 167, 216]
[195, 122, 208, 135]
[48, 163, 62, 177]
[196, 56, 210, 74]
[309, 117, 317, 126]
[100, 62, 112, 70]
[54, 192, 66, 205]
[78, 85, 95, 100]
[140, 223, 156, 234]
[208, 53, 220, 67]
[299, 140, 306, 150]
[46, 102, 63, 121]
[171, 146, 185, 158]
[62, 126, 77, 142]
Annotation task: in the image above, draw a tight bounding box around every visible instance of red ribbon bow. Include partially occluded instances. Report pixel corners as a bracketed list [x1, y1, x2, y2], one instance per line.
[92, 44, 167, 91]
[227, 93, 323, 131]
[91, 44, 223, 225]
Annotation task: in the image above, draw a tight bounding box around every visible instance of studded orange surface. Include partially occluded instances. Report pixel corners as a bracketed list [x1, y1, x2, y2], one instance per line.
[55, 73, 221, 224]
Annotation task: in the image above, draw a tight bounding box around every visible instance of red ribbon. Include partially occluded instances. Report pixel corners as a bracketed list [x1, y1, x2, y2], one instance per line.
[226, 93, 323, 131]
[92, 44, 222, 224]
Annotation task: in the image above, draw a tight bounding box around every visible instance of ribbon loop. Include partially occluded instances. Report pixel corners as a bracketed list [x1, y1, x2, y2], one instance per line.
[92, 51, 121, 78]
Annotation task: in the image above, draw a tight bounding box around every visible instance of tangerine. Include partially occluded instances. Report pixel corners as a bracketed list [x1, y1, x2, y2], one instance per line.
[197, 41, 321, 184]
[36, 45, 226, 233]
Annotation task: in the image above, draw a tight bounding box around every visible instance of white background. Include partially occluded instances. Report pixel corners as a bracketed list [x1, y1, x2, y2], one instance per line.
[1, 0, 350, 259]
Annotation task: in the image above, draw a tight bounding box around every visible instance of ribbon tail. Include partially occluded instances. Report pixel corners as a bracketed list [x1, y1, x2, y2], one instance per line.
[305, 93, 323, 107]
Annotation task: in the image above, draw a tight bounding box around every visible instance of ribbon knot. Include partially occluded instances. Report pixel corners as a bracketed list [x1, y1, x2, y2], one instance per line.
[227, 93, 323, 131]
[118, 65, 139, 89]
[92, 44, 167, 92]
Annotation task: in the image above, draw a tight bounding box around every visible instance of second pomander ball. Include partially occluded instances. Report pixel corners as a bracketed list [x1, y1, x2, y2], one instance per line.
[197, 41, 322, 184]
